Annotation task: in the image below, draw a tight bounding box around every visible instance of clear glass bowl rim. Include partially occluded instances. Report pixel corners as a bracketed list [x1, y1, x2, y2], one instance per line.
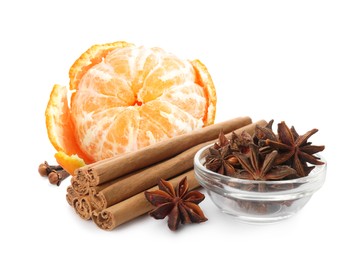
[194, 144, 327, 186]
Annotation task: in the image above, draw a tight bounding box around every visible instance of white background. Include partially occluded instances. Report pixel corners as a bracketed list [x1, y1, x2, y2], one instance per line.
[1, 0, 363, 259]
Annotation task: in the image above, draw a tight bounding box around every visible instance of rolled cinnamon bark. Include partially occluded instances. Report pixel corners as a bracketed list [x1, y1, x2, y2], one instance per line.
[81, 116, 252, 186]
[92, 169, 199, 231]
[67, 177, 125, 218]
[70, 172, 90, 196]
[71, 168, 132, 198]
[66, 186, 78, 206]
[89, 147, 199, 211]
[73, 196, 93, 220]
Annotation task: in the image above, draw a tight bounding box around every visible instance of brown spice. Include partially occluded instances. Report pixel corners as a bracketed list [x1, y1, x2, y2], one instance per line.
[205, 145, 238, 175]
[233, 144, 298, 180]
[48, 170, 70, 186]
[205, 120, 325, 180]
[66, 186, 78, 206]
[145, 176, 207, 231]
[38, 161, 63, 177]
[258, 121, 325, 177]
[204, 120, 326, 214]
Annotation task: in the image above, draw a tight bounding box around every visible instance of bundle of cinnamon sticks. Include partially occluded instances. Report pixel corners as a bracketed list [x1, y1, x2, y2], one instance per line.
[66, 116, 266, 230]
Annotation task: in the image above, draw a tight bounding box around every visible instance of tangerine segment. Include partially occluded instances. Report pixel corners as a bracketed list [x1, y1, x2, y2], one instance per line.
[190, 59, 217, 126]
[158, 83, 206, 119]
[54, 151, 85, 176]
[106, 46, 161, 95]
[139, 99, 203, 137]
[74, 107, 140, 161]
[45, 84, 69, 152]
[71, 62, 135, 114]
[69, 41, 134, 90]
[45, 84, 91, 164]
[137, 54, 195, 103]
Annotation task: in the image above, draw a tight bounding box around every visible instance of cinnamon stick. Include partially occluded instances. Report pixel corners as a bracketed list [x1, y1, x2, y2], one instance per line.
[66, 177, 125, 219]
[73, 196, 92, 220]
[66, 186, 78, 206]
[89, 149, 197, 212]
[70, 168, 131, 198]
[80, 116, 252, 186]
[89, 120, 267, 212]
[92, 169, 199, 231]
[70, 173, 90, 196]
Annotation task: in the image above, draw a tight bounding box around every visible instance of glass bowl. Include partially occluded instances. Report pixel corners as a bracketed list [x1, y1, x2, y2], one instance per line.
[194, 144, 327, 224]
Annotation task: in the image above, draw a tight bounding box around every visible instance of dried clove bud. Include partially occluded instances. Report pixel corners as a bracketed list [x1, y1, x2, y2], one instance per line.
[48, 170, 70, 186]
[38, 161, 63, 177]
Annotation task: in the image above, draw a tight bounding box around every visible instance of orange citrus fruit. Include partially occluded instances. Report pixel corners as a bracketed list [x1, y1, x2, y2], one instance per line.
[45, 41, 217, 175]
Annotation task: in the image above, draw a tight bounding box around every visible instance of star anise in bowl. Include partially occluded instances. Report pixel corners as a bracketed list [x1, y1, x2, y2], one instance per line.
[194, 120, 327, 223]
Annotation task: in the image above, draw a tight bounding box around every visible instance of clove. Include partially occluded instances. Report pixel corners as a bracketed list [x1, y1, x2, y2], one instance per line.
[48, 169, 70, 186]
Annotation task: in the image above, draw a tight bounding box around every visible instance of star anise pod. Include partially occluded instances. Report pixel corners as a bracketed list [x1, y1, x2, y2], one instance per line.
[234, 144, 299, 181]
[253, 119, 275, 143]
[144, 177, 207, 231]
[261, 121, 325, 177]
[230, 130, 253, 154]
[213, 130, 230, 150]
[253, 120, 277, 155]
[205, 145, 239, 176]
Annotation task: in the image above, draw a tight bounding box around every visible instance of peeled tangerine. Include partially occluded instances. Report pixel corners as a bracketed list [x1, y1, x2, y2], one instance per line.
[45, 41, 217, 175]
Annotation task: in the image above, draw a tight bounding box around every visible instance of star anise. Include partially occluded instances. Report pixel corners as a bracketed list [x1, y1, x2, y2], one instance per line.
[253, 120, 277, 155]
[212, 130, 230, 150]
[230, 130, 253, 154]
[144, 177, 207, 231]
[233, 144, 298, 181]
[253, 119, 275, 143]
[205, 145, 239, 176]
[261, 121, 325, 177]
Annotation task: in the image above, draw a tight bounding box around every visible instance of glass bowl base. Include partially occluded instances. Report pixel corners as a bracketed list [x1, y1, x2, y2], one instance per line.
[208, 191, 311, 224]
[220, 209, 296, 224]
